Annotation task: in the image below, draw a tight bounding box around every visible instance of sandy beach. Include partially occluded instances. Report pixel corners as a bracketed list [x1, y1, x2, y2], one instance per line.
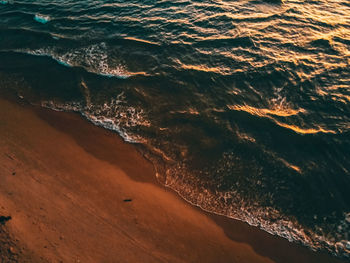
[0, 96, 345, 263]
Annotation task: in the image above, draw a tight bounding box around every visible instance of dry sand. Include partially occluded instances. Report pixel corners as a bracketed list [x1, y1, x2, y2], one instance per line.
[0, 97, 345, 263]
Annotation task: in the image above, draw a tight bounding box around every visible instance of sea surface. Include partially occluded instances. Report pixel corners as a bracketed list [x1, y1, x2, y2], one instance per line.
[0, 0, 350, 258]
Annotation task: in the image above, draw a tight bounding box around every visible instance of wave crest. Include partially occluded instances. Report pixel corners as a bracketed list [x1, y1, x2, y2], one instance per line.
[41, 91, 150, 143]
[19, 42, 132, 79]
[34, 14, 50, 24]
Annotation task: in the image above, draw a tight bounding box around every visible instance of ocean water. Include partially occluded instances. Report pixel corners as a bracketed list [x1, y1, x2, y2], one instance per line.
[0, 0, 349, 258]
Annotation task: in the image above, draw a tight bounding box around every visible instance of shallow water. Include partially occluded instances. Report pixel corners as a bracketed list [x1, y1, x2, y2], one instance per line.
[0, 0, 350, 258]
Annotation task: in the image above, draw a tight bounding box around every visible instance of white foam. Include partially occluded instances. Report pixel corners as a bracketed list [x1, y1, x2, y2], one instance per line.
[18, 42, 131, 79]
[34, 14, 50, 24]
[41, 91, 150, 144]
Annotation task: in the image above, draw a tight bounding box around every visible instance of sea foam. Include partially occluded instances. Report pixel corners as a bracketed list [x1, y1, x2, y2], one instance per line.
[19, 42, 131, 79]
[40, 91, 150, 144]
[34, 14, 50, 24]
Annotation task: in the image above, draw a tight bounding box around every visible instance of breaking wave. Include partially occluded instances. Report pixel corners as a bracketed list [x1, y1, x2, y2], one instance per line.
[41, 90, 150, 143]
[19, 42, 132, 79]
[34, 14, 50, 24]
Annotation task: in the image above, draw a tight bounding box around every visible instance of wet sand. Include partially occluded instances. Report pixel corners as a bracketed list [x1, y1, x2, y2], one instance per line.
[0, 96, 345, 263]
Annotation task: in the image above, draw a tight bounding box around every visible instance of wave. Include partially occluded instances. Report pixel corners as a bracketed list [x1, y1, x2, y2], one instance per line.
[34, 14, 50, 24]
[17, 42, 133, 79]
[41, 89, 150, 143]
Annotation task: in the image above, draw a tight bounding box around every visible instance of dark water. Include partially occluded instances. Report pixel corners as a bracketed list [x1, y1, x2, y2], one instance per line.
[1, 0, 350, 258]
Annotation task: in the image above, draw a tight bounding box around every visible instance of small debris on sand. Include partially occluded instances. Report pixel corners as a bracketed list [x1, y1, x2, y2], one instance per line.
[8, 246, 15, 254]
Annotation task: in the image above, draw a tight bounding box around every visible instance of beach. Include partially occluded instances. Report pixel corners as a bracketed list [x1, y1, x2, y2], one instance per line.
[0, 95, 345, 263]
[1, 0, 350, 259]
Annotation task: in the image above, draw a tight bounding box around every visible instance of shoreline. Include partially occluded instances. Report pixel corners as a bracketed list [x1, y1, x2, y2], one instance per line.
[0, 95, 345, 263]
